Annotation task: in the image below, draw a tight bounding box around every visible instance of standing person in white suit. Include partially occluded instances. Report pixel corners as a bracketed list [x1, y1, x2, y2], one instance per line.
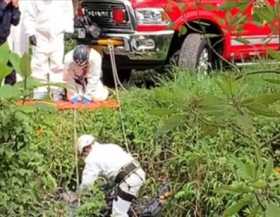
[24, 0, 74, 100]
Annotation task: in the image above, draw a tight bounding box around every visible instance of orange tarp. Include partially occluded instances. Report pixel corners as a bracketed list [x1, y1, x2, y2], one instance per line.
[17, 99, 120, 111]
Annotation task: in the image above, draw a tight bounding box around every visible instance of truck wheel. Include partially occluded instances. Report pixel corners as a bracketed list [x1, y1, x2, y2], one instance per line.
[178, 33, 213, 74]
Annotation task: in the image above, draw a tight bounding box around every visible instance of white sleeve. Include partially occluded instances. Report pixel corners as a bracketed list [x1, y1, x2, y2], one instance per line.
[85, 50, 103, 95]
[80, 160, 101, 190]
[23, 3, 37, 37]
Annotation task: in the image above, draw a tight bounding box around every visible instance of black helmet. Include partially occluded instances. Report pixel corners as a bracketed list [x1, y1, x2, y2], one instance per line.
[73, 45, 90, 66]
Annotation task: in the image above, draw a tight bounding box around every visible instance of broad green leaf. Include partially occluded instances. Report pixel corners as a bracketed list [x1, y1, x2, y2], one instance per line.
[252, 179, 267, 189]
[154, 88, 175, 102]
[263, 78, 280, 85]
[203, 4, 217, 11]
[235, 159, 256, 180]
[42, 173, 57, 191]
[19, 52, 32, 78]
[200, 124, 220, 136]
[264, 158, 273, 178]
[267, 50, 280, 61]
[220, 183, 252, 193]
[241, 93, 280, 106]
[151, 108, 173, 117]
[234, 114, 255, 134]
[0, 62, 12, 81]
[270, 179, 280, 187]
[157, 114, 185, 135]
[199, 95, 229, 116]
[216, 75, 239, 98]
[0, 42, 10, 64]
[199, 95, 226, 107]
[245, 103, 280, 117]
[220, 1, 239, 10]
[8, 52, 21, 73]
[231, 14, 247, 27]
[224, 195, 252, 217]
[248, 206, 261, 217]
[0, 85, 21, 99]
[266, 203, 280, 217]
[220, 1, 248, 11]
[253, 5, 275, 25]
[15, 77, 42, 89]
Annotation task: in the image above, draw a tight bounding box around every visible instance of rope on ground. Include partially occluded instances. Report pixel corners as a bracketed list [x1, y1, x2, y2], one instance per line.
[108, 41, 130, 152]
[73, 108, 80, 206]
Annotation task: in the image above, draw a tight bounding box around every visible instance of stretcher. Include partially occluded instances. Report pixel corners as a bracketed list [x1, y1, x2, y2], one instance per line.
[17, 99, 120, 111]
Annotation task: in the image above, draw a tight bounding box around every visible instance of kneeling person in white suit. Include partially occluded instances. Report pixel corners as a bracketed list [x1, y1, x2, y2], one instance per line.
[64, 45, 109, 103]
[77, 135, 146, 217]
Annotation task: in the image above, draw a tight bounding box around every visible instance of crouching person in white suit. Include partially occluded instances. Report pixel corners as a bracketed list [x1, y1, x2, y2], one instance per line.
[63, 45, 109, 103]
[77, 135, 146, 217]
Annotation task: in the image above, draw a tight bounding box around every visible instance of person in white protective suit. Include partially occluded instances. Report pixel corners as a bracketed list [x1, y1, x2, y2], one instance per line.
[23, 0, 74, 100]
[77, 135, 146, 217]
[63, 45, 109, 103]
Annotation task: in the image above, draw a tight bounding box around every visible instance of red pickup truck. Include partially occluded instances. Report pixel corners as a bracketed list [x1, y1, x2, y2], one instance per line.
[74, 0, 280, 75]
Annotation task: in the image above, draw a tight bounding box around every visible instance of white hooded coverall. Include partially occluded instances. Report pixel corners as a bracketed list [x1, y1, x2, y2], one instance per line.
[80, 143, 146, 217]
[63, 48, 109, 101]
[24, 0, 74, 84]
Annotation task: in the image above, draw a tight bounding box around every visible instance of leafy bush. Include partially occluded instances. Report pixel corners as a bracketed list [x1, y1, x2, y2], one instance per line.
[1, 68, 280, 216]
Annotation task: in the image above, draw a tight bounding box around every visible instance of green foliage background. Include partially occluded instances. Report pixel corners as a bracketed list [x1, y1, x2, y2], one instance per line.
[1, 70, 280, 216]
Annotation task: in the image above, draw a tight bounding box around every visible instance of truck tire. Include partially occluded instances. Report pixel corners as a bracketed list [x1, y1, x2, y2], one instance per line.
[178, 33, 213, 74]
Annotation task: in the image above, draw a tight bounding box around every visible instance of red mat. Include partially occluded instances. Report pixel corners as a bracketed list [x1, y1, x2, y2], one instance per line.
[17, 99, 120, 111]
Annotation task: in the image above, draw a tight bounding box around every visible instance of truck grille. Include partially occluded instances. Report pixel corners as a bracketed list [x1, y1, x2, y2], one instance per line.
[82, 1, 133, 31]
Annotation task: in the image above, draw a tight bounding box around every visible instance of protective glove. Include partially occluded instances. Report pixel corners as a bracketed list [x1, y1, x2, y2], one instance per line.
[29, 35, 37, 46]
[82, 95, 92, 104]
[70, 94, 81, 104]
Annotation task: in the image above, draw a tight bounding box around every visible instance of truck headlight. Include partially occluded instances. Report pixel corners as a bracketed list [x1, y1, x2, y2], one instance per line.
[135, 8, 170, 25]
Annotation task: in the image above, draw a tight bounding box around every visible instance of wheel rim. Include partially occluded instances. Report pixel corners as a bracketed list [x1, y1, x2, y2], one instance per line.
[197, 47, 211, 74]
